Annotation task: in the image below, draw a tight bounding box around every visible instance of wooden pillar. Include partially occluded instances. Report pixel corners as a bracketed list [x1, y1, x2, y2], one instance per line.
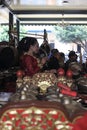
[9, 12, 14, 44]
[16, 19, 20, 45]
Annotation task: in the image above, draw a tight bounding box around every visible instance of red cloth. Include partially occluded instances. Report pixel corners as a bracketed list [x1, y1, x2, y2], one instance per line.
[20, 54, 41, 77]
[73, 113, 87, 130]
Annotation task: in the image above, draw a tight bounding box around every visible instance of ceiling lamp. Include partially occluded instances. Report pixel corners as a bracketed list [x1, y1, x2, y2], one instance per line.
[57, 13, 70, 27]
[62, 0, 69, 3]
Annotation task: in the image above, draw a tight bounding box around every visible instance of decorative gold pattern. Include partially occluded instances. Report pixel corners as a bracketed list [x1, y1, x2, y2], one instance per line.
[57, 76, 67, 85]
[23, 76, 31, 84]
[32, 72, 57, 93]
[0, 107, 72, 130]
[16, 78, 23, 89]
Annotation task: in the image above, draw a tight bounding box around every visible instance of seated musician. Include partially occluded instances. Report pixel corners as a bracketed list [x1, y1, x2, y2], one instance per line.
[17, 37, 47, 77]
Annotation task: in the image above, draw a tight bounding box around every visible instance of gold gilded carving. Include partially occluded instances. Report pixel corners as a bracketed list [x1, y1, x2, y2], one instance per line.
[32, 73, 57, 94]
[0, 107, 72, 130]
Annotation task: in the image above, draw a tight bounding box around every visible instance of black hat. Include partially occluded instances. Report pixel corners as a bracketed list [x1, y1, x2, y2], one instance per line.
[51, 49, 59, 55]
[68, 51, 76, 58]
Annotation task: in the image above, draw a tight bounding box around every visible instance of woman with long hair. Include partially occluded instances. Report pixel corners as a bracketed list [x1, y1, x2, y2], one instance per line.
[17, 37, 47, 77]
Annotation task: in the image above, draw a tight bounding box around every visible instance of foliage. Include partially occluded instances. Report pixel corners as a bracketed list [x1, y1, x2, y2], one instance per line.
[0, 25, 28, 43]
[19, 25, 28, 40]
[0, 25, 9, 42]
[54, 25, 87, 53]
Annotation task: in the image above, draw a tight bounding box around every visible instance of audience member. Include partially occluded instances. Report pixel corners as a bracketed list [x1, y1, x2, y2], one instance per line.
[65, 51, 78, 71]
[44, 49, 60, 71]
[82, 58, 87, 74]
[59, 52, 65, 69]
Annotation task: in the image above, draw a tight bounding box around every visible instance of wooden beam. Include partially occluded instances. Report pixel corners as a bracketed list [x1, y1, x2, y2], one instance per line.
[12, 10, 87, 15]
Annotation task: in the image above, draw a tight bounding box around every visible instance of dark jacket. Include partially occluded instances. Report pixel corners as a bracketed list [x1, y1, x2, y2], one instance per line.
[42, 55, 60, 70]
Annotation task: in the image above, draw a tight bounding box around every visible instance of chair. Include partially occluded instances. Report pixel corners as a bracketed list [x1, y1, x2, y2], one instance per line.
[0, 100, 86, 130]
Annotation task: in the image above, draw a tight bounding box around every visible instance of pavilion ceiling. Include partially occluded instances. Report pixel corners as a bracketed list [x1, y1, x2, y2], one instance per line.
[1, 0, 87, 25]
